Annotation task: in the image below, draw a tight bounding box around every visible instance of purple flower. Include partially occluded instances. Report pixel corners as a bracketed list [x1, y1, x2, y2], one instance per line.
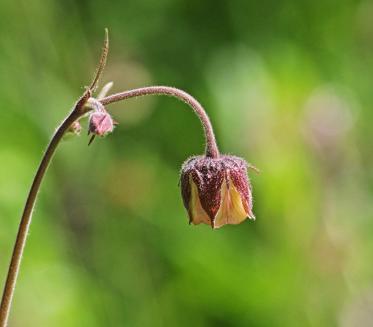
[180, 155, 255, 229]
[88, 110, 115, 137]
[87, 100, 117, 145]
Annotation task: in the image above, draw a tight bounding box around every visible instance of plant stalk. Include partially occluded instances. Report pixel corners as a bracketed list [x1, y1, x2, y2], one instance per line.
[0, 94, 89, 327]
[100, 86, 220, 158]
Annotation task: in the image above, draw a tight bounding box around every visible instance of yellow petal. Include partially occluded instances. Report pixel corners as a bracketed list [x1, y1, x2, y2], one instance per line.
[214, 174, 248, 229]
[189, 175, 211, 226]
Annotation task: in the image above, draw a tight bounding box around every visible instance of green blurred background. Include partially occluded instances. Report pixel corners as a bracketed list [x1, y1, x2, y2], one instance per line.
[1, 0, 373, 326]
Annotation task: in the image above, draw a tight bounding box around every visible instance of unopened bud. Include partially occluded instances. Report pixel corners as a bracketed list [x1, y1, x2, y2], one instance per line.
[86, 97, 117, 145]
[88, 110, 115, 137]
[63, 121, 82, 140]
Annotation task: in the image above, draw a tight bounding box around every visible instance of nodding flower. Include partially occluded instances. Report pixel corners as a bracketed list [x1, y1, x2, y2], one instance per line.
[180, 155, 255, 229]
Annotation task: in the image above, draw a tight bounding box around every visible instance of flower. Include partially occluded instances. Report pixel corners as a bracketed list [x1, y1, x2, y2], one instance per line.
[88, 110, 115, 136]
[180, 155, 255, 229]
[86, 98, 116, 145]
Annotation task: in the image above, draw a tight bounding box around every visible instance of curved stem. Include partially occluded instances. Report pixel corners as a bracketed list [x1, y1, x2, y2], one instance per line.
[100, 86, 220, 158]
[0, 30, 107, 326]
[0, 95, 89, 327]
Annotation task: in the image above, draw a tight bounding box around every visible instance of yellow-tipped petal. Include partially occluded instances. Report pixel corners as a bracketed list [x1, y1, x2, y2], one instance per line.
[189, 175, 211, 226]
[214, 174, 248, 229]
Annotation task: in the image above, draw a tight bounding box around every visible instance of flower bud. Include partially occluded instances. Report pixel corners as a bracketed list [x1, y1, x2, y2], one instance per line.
[67, 120, 82, 133]
[88, 110, 115, 137]
[180, 155, 255, 229]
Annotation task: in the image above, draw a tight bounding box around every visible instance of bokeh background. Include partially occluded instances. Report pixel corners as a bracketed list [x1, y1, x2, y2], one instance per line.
[1, 0, 373, 326]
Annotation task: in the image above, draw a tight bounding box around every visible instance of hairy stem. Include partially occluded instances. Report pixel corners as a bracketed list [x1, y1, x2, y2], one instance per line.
[0, 94, 89, 327]
[100, 86, 220, 158]
[0, 29, 109, 325]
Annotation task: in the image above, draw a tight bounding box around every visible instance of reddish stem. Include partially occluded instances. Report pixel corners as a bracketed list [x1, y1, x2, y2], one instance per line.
[0, 93, 90, 327]
[100, 86, 220, 158]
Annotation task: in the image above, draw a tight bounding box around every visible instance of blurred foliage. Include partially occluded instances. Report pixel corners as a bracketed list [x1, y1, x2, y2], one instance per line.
[1, 0, 373, 326]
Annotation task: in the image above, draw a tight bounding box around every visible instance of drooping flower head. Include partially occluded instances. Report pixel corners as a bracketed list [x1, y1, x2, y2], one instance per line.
[180, 155, 255, 229]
